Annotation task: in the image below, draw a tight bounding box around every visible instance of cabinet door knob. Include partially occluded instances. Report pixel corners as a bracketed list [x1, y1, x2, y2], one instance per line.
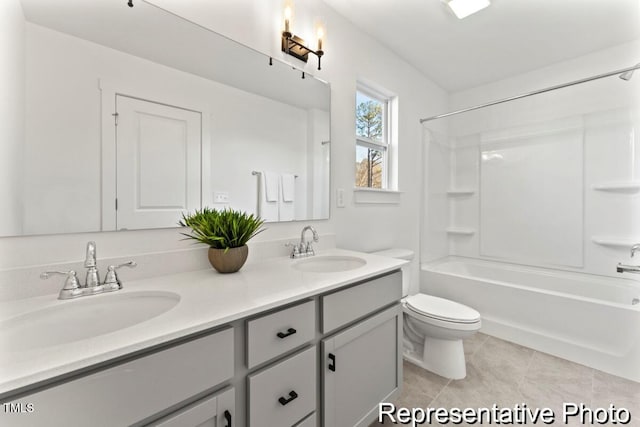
[223, 410, 232, 427]
[328, 353, 336, 372]
[278, 390, 298, 406]
[276, 327, 297, 339]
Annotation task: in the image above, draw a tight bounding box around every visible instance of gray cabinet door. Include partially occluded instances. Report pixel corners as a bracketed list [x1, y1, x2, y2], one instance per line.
[152, 387, 234, 427]
[322, 305, 402, 427]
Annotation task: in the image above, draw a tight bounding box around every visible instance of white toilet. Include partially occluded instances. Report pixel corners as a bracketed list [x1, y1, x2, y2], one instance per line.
[372, 248, 481, 380]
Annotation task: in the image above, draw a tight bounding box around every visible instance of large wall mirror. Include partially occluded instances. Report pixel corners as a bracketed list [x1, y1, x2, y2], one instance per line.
[1, 0, 330, 237]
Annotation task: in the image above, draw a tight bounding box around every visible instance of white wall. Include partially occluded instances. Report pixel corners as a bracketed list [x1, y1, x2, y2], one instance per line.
[23, 23, 102, 235]
[308, 109, 330, 219]
[209, 83, 310, 221]
[0, 0, 447, 281]
[0, 0, 25, 236]
[428, 40, 640, 277]
[450, 41, 640, 133]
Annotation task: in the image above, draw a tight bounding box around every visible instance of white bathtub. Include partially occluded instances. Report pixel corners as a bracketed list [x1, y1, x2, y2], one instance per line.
[421, 257, 640, 382]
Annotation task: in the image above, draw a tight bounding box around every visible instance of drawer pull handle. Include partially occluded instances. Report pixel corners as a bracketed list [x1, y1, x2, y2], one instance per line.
[278, 390, 298, 406]
[328, 353, 336, 372]
[276, 327, 297, 339]
[224, 410, 232, 427]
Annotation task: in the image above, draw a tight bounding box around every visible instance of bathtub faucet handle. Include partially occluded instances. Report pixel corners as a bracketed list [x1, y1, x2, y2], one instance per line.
[630, 244, 640, 258]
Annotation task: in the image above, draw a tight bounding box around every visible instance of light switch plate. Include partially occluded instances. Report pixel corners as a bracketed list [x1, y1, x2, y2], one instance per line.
[336, 188, 345, 208]
[213, 192, 229, 203]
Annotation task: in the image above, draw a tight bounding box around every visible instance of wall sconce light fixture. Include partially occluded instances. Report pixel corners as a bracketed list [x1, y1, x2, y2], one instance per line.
[281, 5, 325, 70]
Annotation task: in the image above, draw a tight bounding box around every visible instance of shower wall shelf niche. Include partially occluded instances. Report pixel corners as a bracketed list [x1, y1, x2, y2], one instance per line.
[446, 189, 475, 196]
[592, 182, 640, 192]
[446, 228, 476, 236]
[591, 237, 640, 248]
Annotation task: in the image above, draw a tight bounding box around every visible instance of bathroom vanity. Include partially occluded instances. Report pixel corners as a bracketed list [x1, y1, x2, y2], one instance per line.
[0, 250, 405, 427]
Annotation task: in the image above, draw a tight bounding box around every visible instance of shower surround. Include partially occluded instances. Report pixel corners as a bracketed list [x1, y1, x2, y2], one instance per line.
[420, 41, 640, 382]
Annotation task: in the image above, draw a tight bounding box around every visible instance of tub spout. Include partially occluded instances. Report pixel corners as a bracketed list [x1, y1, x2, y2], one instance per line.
[617, 263, 640, 274]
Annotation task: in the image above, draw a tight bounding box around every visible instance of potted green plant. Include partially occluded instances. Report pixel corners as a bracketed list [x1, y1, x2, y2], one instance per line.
[179, 208, 265, 273]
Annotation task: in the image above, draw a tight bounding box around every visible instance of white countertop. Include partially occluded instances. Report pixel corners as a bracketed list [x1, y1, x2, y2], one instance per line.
[0, 248, 405, 396]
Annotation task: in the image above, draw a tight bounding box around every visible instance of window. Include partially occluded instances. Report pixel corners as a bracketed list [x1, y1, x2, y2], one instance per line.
[355, 87, 390, 189]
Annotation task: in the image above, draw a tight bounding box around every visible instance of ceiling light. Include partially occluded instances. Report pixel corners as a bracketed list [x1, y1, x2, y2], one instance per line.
[446, 0, 490, 19]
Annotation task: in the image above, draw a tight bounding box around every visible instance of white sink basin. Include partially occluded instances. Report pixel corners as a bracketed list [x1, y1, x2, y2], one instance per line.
[293, 255, 367, 273]
[0, 291, 180, 352]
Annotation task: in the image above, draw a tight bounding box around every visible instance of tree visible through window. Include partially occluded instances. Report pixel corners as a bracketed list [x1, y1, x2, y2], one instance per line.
[355, 89, 388, 189]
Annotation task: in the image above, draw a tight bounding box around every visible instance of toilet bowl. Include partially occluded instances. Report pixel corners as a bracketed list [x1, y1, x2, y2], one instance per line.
[372, 248, 481, 380]
[403, 293, 480, 379]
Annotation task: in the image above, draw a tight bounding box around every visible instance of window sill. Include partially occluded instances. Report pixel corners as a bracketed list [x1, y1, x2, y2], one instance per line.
[353, 188, 402, 204]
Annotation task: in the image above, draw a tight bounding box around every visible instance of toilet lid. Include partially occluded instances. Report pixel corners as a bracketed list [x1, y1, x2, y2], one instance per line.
[405, 294, 480, 324]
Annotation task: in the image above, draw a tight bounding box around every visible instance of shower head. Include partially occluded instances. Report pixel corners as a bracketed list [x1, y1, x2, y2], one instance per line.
[619, 63, 639, 81]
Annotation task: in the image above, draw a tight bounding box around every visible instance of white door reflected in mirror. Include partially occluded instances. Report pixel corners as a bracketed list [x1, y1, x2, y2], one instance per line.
[114, 96, 201, 230]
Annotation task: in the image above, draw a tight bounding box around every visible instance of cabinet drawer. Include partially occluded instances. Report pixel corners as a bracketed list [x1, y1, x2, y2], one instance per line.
[248, 346, 316, 427]
[3, 328, 234, 427]
[247, 300, 315, 368]
[321, 271, 401, 333]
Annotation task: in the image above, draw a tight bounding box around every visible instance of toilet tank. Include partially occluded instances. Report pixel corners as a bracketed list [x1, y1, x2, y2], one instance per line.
[370, 248, 415, 297]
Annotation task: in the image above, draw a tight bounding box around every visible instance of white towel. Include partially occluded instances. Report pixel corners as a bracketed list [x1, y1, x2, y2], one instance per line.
[279, 200, 295, 221]
[263, 171, 279, 202]
[279, 173, 296, 221]
[281, 173, 296, 202]
[258, 172, 279, 222]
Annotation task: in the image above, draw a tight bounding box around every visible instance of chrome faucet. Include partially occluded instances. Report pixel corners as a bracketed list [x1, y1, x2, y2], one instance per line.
[617, 243, 640, 274]
[41, 241, 136, 299]
[287, 225, 319, 258]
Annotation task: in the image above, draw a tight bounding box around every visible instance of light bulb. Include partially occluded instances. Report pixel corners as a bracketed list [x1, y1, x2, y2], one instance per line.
[317, 27, 324, 51]
[284, 6, 292, 32]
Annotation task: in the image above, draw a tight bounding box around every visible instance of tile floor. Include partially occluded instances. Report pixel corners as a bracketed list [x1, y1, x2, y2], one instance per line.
[372, 333, 640, 426]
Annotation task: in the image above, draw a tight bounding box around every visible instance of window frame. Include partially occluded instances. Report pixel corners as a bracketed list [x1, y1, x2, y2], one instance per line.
[355, 85, 391, 190]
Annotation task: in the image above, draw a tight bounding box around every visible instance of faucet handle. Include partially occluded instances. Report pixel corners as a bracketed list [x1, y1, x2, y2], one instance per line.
[40, 270, 83, 299]
[285, 242, 301, 258]
[631, 244, 640, 258]
[104, 261, 137, 291]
